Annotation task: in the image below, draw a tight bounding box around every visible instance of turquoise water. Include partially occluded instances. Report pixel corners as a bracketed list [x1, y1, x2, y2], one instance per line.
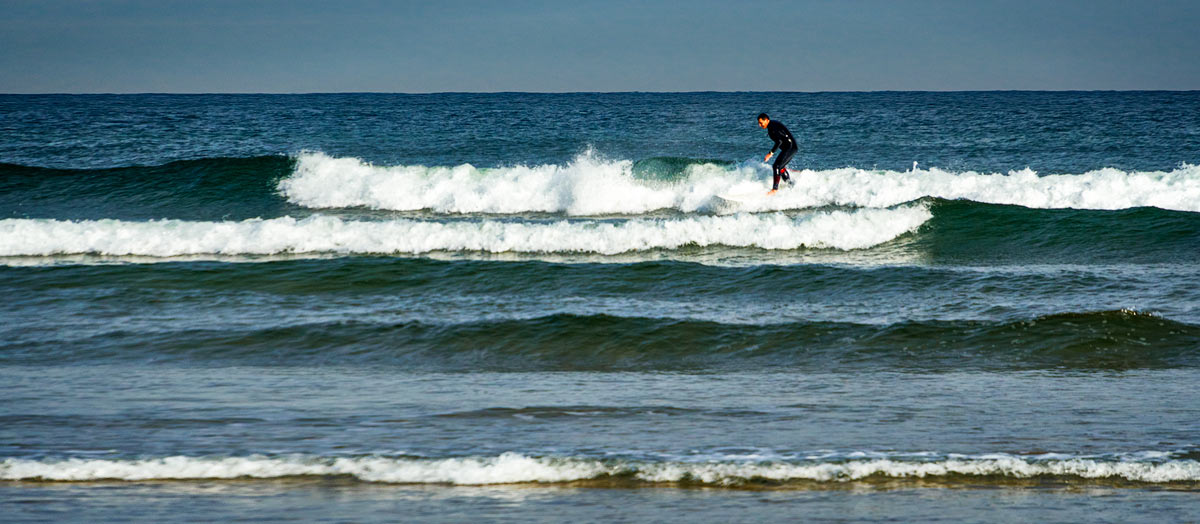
[1, 92, 1199, 521]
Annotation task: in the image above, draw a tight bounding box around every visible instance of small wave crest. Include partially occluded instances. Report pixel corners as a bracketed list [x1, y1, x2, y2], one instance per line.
[278, 152, 1200, 215]
[0, 205, 929, 258]
[10, 309, 1194, 369]
[4, 452, 1197, 485]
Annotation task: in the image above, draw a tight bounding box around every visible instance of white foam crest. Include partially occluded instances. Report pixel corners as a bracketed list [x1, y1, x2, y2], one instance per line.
[280, 152, 1200, 214]
[633, 456, 1200, 484]
[279, 151, 739, 215]
[0, 206, 929, 257]
[0, 454, 608, 484]
[777, 163, 1200, 212]
[4, 453, 1198, 484]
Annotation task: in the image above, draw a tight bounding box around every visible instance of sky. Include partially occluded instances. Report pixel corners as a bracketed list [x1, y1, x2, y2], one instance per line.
[2, 0, 1198, 93]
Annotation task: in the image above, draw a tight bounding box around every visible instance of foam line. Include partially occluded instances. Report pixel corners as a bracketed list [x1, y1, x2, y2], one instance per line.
[0, 205, 930, 257]
[3, 452, 1197, 484]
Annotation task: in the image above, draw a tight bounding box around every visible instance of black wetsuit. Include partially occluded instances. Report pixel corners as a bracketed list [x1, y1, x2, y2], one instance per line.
[766, 120, 798, 190]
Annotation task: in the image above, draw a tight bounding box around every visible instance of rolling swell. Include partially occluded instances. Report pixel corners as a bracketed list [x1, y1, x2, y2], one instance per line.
[914, 199, 1200, 264]
[0, 156, 294, 221]
[8, 310, 1198, 370]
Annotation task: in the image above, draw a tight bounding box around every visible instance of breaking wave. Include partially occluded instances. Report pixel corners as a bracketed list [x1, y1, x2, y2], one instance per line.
[0, 205, 930, 257]
[4, 452, 1197, 486]
[278, 152, 1200, 215]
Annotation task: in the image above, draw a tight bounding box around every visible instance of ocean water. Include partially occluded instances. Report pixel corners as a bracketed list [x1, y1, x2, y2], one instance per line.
[1, 92, 1199, 522]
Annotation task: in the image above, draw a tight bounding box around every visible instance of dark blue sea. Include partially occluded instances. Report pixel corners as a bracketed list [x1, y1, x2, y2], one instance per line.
[2, 92, 1199, 522]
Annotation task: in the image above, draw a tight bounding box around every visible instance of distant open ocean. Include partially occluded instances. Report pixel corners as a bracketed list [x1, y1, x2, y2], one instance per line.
[1, 92, 1199, 522]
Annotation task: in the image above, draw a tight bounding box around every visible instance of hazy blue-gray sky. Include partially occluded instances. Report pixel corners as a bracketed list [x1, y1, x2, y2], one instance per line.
[2, 0, 1198, 93]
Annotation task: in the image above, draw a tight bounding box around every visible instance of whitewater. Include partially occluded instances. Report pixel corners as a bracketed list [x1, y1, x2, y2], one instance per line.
[4, 452, 1197, 485]
[0, 205, 930, 257]
[279, 152, 1200, 215]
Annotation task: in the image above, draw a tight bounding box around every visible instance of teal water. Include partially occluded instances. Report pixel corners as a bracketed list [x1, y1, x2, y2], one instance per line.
[1, 92, 1199, 521]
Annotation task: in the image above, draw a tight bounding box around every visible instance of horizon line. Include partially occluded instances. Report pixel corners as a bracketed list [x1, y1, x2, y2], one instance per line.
[2, 89, 1199, 96]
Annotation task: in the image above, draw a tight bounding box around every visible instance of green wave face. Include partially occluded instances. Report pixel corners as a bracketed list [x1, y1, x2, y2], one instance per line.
[5, 301, 1197, 370]
[631, 156, 735, 180]
[0, 156, 296, 221]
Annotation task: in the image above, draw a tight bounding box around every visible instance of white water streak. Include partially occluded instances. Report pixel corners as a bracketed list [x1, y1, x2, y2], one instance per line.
[0, 205, 930, 257]
[4, 453, 1197, 484]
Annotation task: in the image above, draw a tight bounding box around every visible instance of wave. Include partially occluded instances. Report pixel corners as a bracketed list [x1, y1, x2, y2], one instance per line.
[908, 199, 1200, 264]
[4, 452, 1197, 486]
[2, 198, 1197, 266]
[0, 156, 293, 221]
[277, 151, 734, 215]
[9, 310, 1198, 370]
[4, 154, 1197, 266]
[278, 152, 1200, 215]
[0, 205, 929, 257]
[5, 153, 1199, 221]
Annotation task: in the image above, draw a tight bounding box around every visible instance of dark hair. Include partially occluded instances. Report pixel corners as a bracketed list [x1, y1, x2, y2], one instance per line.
[757, 113, 769, 121]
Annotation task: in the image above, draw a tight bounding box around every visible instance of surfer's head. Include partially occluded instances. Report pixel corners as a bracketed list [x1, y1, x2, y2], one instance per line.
[757, 113, 769, 128]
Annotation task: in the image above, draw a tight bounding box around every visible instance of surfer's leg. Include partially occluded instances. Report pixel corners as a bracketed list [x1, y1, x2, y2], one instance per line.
[773, 148, 796, 186]
[778, 147, 796, 181]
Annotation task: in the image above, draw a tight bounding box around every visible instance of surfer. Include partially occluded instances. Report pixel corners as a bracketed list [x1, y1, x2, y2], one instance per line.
[758, 113, 797, 194]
